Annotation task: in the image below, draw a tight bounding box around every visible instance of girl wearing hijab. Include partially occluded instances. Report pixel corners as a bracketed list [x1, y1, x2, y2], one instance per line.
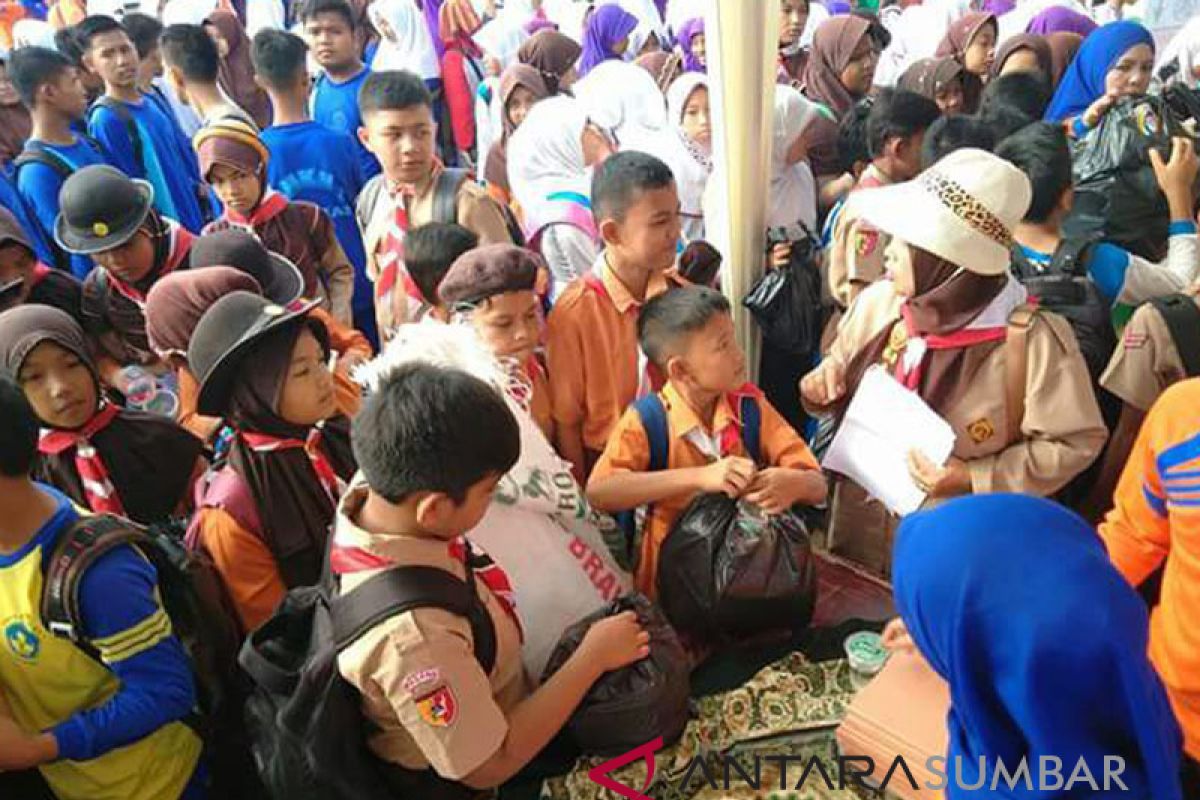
[577, 4, 637, 78]
[438, 0, 487, 165]
[0, 304, 205, 525]
[800, 149, 1107, 578]
[1155, 16, 1200, 89]
[992, 33, 1053, 81]
[508, 96, 612, 297]
[1026, 6, 1098, 38]
[0, 206, 82, 322]
[575, 58, 670, 153]
[518, 28, 581, 94]
[899, 57, 967, 115]
[186, 291, 357, 632]
[483, 64, 550, 206]
[677, 16, 705, 73]
[887, 494, 1184, 800]
[802, 15, 877, 186]
[1046, 30, 1083, 86]
[206, 9, 272, 129]
[935, 12, 997, 112]
[778, 0, 812, 85]
[653, 73, 711, 243]
[369, 0, 442, 85]
[1044, 21, 1154, 130]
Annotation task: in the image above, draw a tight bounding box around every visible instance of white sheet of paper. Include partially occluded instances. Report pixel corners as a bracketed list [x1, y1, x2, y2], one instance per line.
[823, 365, 958, 516]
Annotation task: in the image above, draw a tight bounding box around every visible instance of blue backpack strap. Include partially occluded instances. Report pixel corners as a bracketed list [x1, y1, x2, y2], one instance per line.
[613, 394, 670, 566]
[739, 395, 763, 466]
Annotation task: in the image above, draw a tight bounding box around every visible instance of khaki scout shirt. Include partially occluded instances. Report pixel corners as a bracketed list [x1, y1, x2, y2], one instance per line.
[335, 483, 530, 781]
[1101, 295, 1200, 412]
[826, 165, 891, 309]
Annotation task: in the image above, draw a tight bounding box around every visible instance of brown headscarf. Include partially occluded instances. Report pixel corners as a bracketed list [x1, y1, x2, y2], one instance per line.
[636, 50, 683, 93]
[145, 267, 263, 358]
[935, 12, 997, 64]
[0, 208, 82, 320]
[992, 33, 1053, 79]
[225, 319, 356, 588]
[207, 10, 272, 129]
[484, 64, 551, 193]
[841, 247, 1009, 414]
[1046, 32, 1084, 86]
[518, 29, 582, 94]
[898, 57, 965, 101]
[0, 101, 31, 166]
[803, 15, 873, 118]
[0, 304, 203, 523]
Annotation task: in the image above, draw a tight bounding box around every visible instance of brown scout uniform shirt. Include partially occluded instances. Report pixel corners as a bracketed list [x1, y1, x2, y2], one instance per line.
[1101, 294, 1200, 413]
[812, 280, 1109, 578]
[826, 165, 891, 310]
[335, 483, 530, 781]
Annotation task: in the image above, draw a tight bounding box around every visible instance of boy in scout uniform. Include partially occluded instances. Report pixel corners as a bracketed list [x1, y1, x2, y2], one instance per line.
[334, 362, 649, 792]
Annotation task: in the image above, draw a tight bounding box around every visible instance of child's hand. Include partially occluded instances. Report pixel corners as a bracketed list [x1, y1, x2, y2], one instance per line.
[1150, 137, 1198, 210]
[698, 456, 757, 498]
[745, 468, 825, 515]
[907, 451, 970, 498]
[769, 242, 792, 269]
[881, 618, 915, 654]
[579, 611, 650, 673]
[1082, 92, 1117, 129]
[800, 360, 846, 408]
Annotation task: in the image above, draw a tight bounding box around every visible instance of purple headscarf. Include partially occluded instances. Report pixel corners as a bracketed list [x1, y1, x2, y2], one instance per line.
[422, 0, 446, 58]
[1027, 7, 1098, 37]
[826, 1, 852, 14]
[579, 5, 639, 77]
[983, 0, 1015, 13]
[679, 17, 705, 73]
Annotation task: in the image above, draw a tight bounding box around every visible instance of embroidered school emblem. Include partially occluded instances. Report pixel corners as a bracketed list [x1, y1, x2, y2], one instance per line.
[966, 418, 995, 444]
[4, 620, 40, 662]
[854, 229, 879, 257]
[416, 686, 458, 728]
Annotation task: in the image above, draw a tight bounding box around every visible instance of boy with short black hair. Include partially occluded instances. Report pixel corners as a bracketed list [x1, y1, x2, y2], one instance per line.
[356, 70, 513, 338]
[302, 0, 380, 180]
[9, 45, 108, 279]
[252, 27, 374, 342]
[920, 114, 996, 167]
[79, 15, 209, 233]
[826, 88, 939, 309]
[0, 374, 204, 800]
[406, 221, 479, 321]
[335, 361, 649, 790]
[120, 12, 163, 93]
[979, 71, 1051, 132]
[587, 286, 825, 595]
[546, 150, 680, 481]
[160, 23, 255, 128]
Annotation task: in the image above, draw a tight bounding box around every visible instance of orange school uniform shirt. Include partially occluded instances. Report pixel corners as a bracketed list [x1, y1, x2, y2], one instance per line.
[1099, 377, 1200, 760]
[591, 382, 820, 597]
[545, 256, 668, 458]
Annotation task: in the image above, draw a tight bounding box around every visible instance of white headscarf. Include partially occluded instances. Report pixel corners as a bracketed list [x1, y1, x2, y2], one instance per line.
[368, 0, 442, 81]
[770, 84, 820, 233]
[508, 95, 592, 228]
[798, 2, 831, 50]
[666, 0, 703, 35]
[598, 0, 669, 44]
[158, 0, 217, 26]
[874, 4, 949, 87]
[996, 0, 1085, 45]
[12, 20, 57, 51]
[1156, 16, 1200, 87]
[652, 73, 711, 239]
[475, 16, 532, 66]
[574, 59, 668, 153]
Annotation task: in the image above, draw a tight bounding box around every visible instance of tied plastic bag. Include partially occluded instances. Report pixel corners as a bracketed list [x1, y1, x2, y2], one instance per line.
[742, 231, 824, 356]
[540, 594, 691, 757]
[1064, 94, 1194, 261]
[657, 495, 817, 643]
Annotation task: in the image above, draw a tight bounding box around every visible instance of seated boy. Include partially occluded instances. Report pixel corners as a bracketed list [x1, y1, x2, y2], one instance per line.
[196, 118, 356, 326]
[826, 89, 939, 310]
[335, 361, 649, 790]
[355, 70, 513, 339]
[546, 151, 680, 481]
[0, 206, 83, 322]
[587, 286, 827, 596]
[0, 374, 204, 800]
[407, 221, 479, 323]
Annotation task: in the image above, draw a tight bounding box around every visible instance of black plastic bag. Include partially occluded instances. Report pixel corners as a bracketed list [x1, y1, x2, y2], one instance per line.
[656, 495, 817, 644]
[1063, 94, 1193, 261]
[541, 594, 691, 757]
[743, 232, 824, 357]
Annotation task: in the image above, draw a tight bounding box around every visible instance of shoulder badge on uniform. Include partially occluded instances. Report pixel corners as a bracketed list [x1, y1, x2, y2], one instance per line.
[402, 668, 441, 695]
[416, 685, 458, 728]
[1123, 329, 1148, 350]
[966, 418, 995, 444]
[854, 229, 879, 258]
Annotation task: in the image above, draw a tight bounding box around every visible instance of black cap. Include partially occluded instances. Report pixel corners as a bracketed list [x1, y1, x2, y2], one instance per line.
[188, 290, 320, 416]
[54, 165, 154, 255]
[189, 229, 305, 307]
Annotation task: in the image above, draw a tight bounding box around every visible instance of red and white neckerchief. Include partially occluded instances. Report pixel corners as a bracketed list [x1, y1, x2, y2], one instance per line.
[224, 189, 289, 228]
[241, 424, 344, 504]
[107, 221, 194, 309]
[583, 270, 665, 399]
[329, 536, 523, 641]
[682, 384, 762, 461]
[27, 262, 52, 290]
[892, 303, 1007, 391]
[38, 403, 125, 515]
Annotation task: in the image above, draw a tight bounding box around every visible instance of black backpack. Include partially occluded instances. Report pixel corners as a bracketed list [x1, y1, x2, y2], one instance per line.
[12, 138, 106, 272]
[238, 548, 498, 800]
[1010, 235, 1116, 383]
[1149, 293, 1200, 379]
[40, 514, 256, 797]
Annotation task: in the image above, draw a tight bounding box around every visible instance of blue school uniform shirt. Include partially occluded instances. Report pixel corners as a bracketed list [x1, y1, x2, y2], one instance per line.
[15, 136, 109, 279]
[0, 168, 56, 269]
[88, 96, 208, 233]
[261, 120, 376, 343]
[310, 67, 382, 181]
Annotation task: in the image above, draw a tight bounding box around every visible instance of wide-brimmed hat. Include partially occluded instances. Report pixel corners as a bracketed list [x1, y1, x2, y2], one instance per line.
[855, 148, 1032, 276]
[189, 229, 305, 307]
[54, 165, 154, 256]
[189, 291, 319, 416]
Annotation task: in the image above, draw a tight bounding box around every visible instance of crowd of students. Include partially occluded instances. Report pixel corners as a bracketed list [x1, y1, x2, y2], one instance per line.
[1, 0, 1200, 798]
